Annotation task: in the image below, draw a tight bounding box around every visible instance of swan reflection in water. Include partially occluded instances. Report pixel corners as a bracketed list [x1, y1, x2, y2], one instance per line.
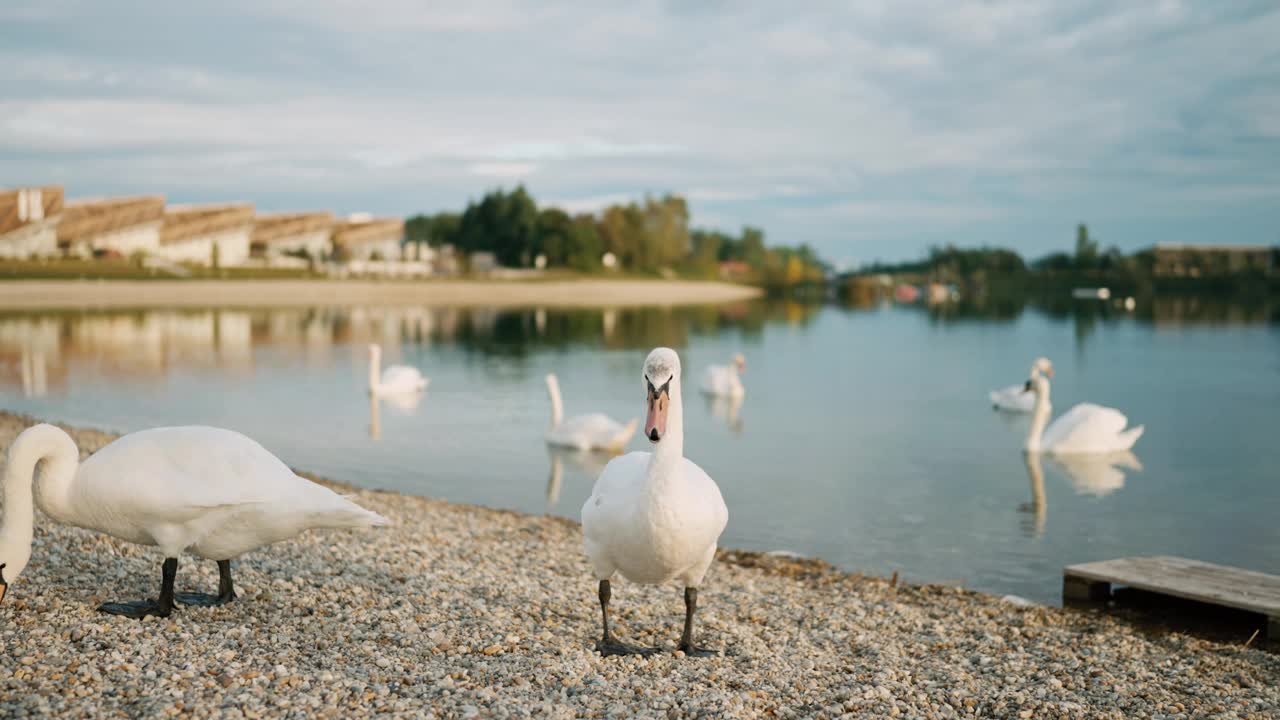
[703, 393, 744, 435]
[368, 390, 426, 440]
[20, 349, 49, 398]
[1019, 449, 1143, 536]
[545, 445, 614, 514]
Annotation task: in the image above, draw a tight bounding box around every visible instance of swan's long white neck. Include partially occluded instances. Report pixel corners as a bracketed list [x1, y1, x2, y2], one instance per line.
[1, 424, 80, 583]
[650, 377, 685, 471]
[545, 374, 564, 428]
[368, 346, 382, 392]
[1025, 379, 1052, 452]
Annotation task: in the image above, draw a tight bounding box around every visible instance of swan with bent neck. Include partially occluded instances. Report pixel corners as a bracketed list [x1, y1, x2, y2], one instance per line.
[0, 423, 389, 618]
[544, 373, 637, 452]
[581, 348, 729, 657]
[1024, 374, 1144, 454]
[368, 343, 428, 396]
[991, 356, 1053, 412]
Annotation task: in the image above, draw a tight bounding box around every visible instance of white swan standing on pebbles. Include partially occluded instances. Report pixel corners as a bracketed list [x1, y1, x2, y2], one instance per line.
[581, 348, 728, 657]
[1024, 375, 1144, 454]
[991, 357, 1053, 412]
[701, 354, 745, 398]
[0, 424, 389, 618]
[545, 374, 638, 452]
[368, 343, 427, 396]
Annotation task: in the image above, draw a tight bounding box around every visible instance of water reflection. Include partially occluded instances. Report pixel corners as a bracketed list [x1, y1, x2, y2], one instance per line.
[1020, 452, 1048, 537]
[544, 445, 613, 514]
[703, 393, 744, 434]
[1046, 451, 1143, 498]
[369, 390, 426, 440]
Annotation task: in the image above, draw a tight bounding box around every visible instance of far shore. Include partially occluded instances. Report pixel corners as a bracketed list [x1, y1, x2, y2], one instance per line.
[0, 278, 762, 311]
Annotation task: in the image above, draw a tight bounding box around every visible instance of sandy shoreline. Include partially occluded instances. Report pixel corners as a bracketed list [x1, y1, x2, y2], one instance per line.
[1, 411, 1277, 718]
[0, 279, 761, 310]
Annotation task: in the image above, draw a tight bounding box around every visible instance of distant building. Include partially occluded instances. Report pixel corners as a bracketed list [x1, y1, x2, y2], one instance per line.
[251, 212, 334, 260]
[0, 186, 63, 258]
[332, 216, 404, 261]
[58, 195, 165, 258]
[155, 204, 255, 267]
[469, 251, 497, 273]
[1152, 243, 1276, 277]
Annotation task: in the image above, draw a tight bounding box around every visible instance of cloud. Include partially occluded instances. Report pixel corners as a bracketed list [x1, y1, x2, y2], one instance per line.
[0, 1, 1277, 260]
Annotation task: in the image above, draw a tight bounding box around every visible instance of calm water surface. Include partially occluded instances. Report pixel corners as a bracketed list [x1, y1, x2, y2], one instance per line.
[3, 297, 1278, 605]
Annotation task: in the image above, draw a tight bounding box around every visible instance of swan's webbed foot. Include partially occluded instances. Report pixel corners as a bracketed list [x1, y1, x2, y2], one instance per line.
[174, 590, 236, 607]
[98, 599, 173, 619]
[98, 557, 178, 621]
[677, 641, 719, 658]
[596, 638, 661, 657]
[175, 560, 236, 606]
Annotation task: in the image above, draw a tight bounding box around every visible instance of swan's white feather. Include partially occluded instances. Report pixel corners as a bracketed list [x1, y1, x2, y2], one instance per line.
[378, 365, 428, 393]
[62, 426, 389, 559]
[990, 384, 1036, 412]
[1038, 403, 1144, 453]
[700, 364, 744, 398]
[547, 413, 637, 452]
[582, 451, 727, 586]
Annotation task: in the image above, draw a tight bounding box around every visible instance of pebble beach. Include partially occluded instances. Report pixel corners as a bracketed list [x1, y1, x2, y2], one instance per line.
[1, 412, 1276, 719]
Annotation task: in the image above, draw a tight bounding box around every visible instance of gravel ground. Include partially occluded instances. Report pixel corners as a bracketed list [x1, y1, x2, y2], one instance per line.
[1, 412, 1277, 719]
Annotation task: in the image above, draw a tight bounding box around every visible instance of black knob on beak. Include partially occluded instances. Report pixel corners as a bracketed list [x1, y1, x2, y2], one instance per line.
[648, 428, 660, 442]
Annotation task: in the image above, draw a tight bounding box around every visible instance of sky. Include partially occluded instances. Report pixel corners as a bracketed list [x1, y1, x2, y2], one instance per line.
[1, 1, 1277, 267]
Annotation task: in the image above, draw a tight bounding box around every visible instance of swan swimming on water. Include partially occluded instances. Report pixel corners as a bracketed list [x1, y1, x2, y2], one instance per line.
[990, 357, 1053, 412]
[1023, 374, 1144, 454]
[0, 423, 389, 618]
[701, 354, 745, 398]
[544, 373, 638, 452]
[581, 348, 729, 656]
[368, 343, 428, 396]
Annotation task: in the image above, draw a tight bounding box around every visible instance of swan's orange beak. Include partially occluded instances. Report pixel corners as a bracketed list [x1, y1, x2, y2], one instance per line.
[645, 383, 670, 443]
[1045, 366, 1054, 378]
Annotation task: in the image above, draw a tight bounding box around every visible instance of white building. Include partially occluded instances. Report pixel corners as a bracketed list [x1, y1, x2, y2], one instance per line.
[332, 216, 404, 262]
[155, 204, 255, 267]
[0, 186, 63, 259]
[58, 195, 165, 258]
[251, 212, 334, 260]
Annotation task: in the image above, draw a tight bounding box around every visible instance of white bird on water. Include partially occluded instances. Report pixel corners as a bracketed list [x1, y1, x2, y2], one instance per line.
[0, 424, 389, 618]
[701, 353, 746, 399]
[368, 343, 428, 396]
[990, 357, 1053, 412]
[1023, 374, 1144, 454]
[544, 373, 638, 452]
[581, 348, 729, 656]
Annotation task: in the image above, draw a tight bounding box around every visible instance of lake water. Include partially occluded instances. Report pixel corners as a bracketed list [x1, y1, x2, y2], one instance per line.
[3, 296, 1278, 605]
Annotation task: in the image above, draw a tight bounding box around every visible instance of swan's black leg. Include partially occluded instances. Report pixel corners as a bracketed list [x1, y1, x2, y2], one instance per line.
[99, 557, 177, 619]
[176, 559, 237, 607]
[595, 579, 659, 657]
[677, 587, 718, 657]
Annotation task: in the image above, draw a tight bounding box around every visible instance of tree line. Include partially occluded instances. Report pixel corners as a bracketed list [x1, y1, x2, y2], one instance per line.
[404, 186, 827, 287]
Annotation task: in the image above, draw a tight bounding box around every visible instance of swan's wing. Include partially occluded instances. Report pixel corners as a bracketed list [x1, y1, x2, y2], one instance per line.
[680, 458, 729, 538]
[381, 365, 425, 389]
[76, 427, 308, 522]
[551, 413, 636, 449]
[701, 365, 726, 392]
[992, 384, 1038, 411]
[1042, 403, 1130, 451]
[582, 452, 649, 530]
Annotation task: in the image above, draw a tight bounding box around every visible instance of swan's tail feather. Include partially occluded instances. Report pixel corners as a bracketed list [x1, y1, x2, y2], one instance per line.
[328, 495, 393, 528]
[608, 419, 639, 452]
[1118, 425, 1145, 450]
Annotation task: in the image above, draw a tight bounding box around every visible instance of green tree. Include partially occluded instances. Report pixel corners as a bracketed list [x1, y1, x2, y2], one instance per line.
[1075, 224, 1098, 269]
[456, 187, 539, 266]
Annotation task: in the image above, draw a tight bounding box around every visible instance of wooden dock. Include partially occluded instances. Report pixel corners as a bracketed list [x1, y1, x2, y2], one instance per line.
[1064, 556, 1280, 639]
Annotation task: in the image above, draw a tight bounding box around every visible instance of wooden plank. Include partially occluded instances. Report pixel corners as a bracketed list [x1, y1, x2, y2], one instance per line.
[1064, 556, 1280, 617]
